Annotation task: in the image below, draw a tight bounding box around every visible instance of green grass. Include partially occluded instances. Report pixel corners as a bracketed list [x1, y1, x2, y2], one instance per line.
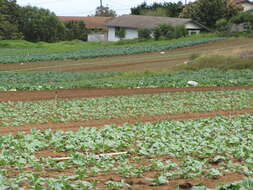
[1, 89, 252, 126]
[179, 52, 253, 70]
[0, 69, 252, 91]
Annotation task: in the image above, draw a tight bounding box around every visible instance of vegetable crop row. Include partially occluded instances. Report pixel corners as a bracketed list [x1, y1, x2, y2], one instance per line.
[0, 69, 253, 91]
[0, 115, 253, 189]
[0, 37, 225, 64]
[0, 89, 252, 126]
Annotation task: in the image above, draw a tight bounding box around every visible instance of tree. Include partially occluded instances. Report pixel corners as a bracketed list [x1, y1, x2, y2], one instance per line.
[230, 9, 253, 32]
[0, 0, 23, 40]
[131, 2, 184, 17]
[64, 20, 87, 41]
[180, 0, 242, 29]
[95, 6, 116, 17]
[18, 6, 66, 42]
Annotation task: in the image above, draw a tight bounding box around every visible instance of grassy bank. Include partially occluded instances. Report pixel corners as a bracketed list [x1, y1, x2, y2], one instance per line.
[177, 52, 253, 71]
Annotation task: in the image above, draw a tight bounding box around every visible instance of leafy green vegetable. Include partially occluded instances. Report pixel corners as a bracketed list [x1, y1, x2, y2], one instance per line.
[0, 89, 252, 127]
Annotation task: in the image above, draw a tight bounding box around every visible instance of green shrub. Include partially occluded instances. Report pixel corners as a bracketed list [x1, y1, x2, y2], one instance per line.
[153, 24, 187, 40]
[153, 27, 161, 40]
[173, 25, 187, 38]
[216, 18, 230, 32]
[138, 28, 152, 40]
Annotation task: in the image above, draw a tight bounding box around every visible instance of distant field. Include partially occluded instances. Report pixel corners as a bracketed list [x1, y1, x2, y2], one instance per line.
[0, 34, 223, 64]
[1, 37, 253, 73]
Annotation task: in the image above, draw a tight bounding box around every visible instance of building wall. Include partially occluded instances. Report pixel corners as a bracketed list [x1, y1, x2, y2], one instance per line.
[185, 23, 201, 30]
[108, 27, 138, 41]
[125, 28, 138, 40]
[241, 3, 253, 11]
[185, 22, 201, 35]
[108, 27, 119, 41]
[107, 21, 203, 41]
[88, 33, 107, 42]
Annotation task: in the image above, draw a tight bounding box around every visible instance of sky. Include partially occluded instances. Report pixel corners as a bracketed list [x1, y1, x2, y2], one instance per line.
[16, 0, 189, 16]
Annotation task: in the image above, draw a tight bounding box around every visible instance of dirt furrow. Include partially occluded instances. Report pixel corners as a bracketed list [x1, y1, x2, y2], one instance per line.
[0, 85, 253, 102]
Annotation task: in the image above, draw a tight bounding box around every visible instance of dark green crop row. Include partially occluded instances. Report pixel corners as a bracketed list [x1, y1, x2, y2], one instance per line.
[0, 69, 252, 91]
[0, 37, 225, 64]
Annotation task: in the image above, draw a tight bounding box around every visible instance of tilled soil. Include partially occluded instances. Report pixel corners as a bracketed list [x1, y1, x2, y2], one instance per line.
[1, 108, 252, 135]
[0, 85, 253, 102]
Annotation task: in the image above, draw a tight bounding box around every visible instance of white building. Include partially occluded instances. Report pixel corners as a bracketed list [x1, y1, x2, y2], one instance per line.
[104, 15, 209, 42]
[233, 0, 253, 11]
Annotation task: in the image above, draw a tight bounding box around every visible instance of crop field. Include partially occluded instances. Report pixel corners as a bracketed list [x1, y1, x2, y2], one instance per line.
[0, 86, 253, 189]
[0, 69, 253, 91]
[1, 36, 253, 189]
[1, 38, 253, 73]
[0, 36, 223, 64]
[0, 89, 253, 127]
[1, 115, 253, 189]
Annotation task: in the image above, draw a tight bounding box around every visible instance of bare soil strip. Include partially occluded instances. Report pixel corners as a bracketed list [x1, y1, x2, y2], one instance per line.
[1, 109, 252, 135]
[107, 173, 245, 190]
[1, 85, 253, 102]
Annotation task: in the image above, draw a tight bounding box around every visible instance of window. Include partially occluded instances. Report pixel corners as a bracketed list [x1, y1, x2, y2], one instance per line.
[115, 27, 125, 39]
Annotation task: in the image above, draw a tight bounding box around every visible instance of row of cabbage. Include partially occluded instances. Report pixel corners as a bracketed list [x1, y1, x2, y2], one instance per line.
[0, 89, 252, 126]
[0, 69, 252, 91]
[0, 115, 253, 189]
[0, 37, 225, 64]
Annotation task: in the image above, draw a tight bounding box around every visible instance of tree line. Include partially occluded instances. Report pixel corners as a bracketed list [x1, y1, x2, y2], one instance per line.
[0, 0, 87, 42]
[131, 0, 245, 29]
[0, 0, 251, 42]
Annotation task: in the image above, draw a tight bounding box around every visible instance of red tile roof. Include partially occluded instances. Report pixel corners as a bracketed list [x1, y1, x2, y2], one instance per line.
[58, 16, 113, 29]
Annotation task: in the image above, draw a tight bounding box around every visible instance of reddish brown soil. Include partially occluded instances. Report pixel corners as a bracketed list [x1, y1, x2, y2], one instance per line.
[0, 85, 253, 102]
[1, 108, 252, 135]
[62, 57, 187, 72]
[127, 173, 246, 190]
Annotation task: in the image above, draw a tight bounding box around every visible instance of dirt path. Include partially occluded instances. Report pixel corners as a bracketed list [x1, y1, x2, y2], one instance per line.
[0, 85, 253, 102]
[1, 109, 252, 135]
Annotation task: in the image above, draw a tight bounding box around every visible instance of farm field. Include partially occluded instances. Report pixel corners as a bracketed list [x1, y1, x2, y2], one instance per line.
[0, 35, 223, 65]
[0, 86, 253, 189]
[1, 35, 253, 189]
[0, 89, 253, 127]
[0, 69, 253, 91]
[1, 115, 253, 189]
[1, 38, 253, 73]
